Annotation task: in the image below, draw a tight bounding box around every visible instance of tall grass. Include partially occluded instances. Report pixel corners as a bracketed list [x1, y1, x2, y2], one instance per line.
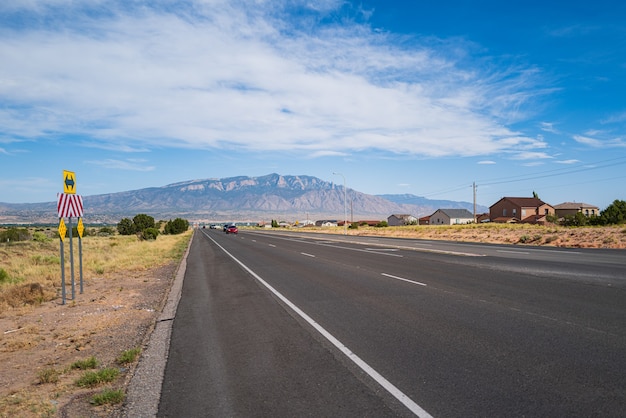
[0, 230, 191, 313]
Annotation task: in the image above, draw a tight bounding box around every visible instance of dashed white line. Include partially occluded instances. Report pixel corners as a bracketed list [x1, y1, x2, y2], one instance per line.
[301, 252, 316, 258]
[381, 273, 427, 287]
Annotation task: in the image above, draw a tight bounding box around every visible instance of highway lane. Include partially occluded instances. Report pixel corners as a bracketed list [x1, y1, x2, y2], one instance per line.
[160, 229, 626, 417]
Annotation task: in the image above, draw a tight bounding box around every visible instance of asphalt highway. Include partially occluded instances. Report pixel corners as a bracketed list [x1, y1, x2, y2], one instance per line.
[158, 229, 626, 417]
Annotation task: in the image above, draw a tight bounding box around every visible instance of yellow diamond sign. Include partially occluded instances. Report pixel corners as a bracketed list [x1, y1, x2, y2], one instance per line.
[58, 218, 67, 242]
[77, 218, 84, 238]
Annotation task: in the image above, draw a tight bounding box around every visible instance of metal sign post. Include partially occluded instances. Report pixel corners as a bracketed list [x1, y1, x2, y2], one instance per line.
[69, 216, 75, 300]
[78, 218, 84, 294]
[58, 218, 67, 305]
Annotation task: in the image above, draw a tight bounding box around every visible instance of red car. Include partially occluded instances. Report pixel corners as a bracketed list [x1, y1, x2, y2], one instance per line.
[225, 225, 238, 234]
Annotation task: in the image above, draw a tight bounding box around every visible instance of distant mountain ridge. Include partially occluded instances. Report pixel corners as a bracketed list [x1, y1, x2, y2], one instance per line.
[0, 173, 486, 224]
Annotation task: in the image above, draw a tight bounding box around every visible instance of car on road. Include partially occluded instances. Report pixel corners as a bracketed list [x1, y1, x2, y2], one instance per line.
[225, 224, 238, 234]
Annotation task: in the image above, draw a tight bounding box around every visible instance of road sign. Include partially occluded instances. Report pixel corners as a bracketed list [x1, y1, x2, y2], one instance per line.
[77, 218, 84, 238]
[63, 170, 76, 194]
[57, 193, 84, 218]
[58, 218, 67, 241]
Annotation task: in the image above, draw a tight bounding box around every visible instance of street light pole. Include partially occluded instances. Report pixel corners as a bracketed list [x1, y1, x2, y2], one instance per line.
[333, 172, 347, 235]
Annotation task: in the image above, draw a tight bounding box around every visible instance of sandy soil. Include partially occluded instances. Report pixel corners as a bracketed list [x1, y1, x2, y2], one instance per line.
[0, 263, 177, 418]
[0, 225, 624, 417]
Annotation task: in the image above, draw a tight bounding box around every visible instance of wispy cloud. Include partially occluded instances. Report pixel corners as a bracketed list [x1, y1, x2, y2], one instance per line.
[556, 159, 580, 164]
[87, 159, 155, 171]
[573, 134, 626, 148]
[0, 1, 547, 160]
[477, 160, 496, 164]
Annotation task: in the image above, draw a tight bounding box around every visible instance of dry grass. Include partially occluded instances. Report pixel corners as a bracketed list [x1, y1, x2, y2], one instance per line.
[299, 223, 626, 249]
[0, 231, 190, 314]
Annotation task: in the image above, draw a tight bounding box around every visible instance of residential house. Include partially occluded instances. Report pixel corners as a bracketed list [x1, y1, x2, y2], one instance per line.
[489, 197, 555, 224]
[315, 220, 338, 227]
[387, 214, 418, 226]
[554, 202, 599, 218]
[419, 215, 430, 225]
[429, 209, 474, 225]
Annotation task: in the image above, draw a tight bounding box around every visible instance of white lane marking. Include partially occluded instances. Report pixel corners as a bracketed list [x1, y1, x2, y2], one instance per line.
[269, 244, 276, 247]
[381, 273, 427, 287]
[301, 252, 316, 258]
[366, 248, 399, 252]
[206, 234, 432, 418]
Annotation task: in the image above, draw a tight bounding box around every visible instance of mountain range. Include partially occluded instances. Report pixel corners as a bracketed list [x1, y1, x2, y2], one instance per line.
[0, 173, 487, 224]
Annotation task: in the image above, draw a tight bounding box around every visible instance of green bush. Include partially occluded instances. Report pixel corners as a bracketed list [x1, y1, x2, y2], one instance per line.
[75, 368, 119, 388]
[117, 347, 141, 365]
[117, 218, 136, 235]
[91, 389, 125, 405]
[0, 268, 11, 284]
[164, 218, 189, 235]
[141, 227, 159, 240]
[0, 227, 30, 242]
[375, 221, 388, 228]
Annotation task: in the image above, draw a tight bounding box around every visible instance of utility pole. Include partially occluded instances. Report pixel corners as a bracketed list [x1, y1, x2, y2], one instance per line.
[473, 181, 477, 223]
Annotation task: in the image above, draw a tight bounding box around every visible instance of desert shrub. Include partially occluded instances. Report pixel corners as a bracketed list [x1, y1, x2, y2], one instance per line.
[141, 227, 159, 240]
[71, 356, 98, 370]
[38, 368, 60, 384]
[32, 231, 51, 243]
[0, 268, 10, 284]
[117, 218, 136, 235]
[99, 226, 116, 236]
[75, 368, 119, 388]
[117, 347, 141, 365]
[0, 283, 53, 308]
[0, 227, 30, 242]
[91, 389, 124, 405]
[348, 222, 359, 229]
[164, 218, 189, 235]
[375, 221, 388, 228]
[518, 235, 530, 243]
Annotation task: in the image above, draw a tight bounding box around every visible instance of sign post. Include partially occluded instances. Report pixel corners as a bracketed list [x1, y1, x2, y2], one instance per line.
[77, 218, 84, 294]
[58, 218, 67, 305]
[58, 170, 84, 303]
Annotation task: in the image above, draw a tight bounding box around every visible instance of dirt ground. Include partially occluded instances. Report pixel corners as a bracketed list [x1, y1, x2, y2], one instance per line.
[0, 262, 177, 418]
[0, 225, 624, 417]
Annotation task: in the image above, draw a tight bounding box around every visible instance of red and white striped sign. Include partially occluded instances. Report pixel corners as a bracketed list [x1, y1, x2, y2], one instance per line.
[57, 193, 84, 218]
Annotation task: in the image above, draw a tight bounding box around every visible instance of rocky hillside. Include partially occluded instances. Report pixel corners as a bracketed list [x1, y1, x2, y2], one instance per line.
[0, 173, 482, 224]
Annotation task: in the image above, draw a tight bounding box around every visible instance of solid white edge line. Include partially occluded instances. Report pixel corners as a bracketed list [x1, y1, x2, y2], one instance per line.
[206, 234, 433, 418]
[381, 273, 427, 287]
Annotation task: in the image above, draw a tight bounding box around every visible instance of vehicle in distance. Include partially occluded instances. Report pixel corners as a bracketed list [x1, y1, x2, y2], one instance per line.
[225, 225, 238, 234]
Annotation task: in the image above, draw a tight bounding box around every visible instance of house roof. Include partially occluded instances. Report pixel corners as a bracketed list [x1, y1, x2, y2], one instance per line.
[490, 197, 551, 208]
[433, 208, 474, 218]
[554, 202, 599, 210]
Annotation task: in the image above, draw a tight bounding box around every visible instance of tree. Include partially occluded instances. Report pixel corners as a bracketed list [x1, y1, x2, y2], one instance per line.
[532, 191, 539, 199]
[117, 218, 136, 235]
[164, 218, 189, 235]
[600, 200, 626, 225]
[133, 214, 155, 232]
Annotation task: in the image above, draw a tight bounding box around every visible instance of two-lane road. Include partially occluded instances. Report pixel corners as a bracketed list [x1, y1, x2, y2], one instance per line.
[158, 229, 626, 417]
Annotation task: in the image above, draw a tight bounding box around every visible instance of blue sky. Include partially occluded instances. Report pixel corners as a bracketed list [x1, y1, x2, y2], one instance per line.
[1, 0, 625, 209]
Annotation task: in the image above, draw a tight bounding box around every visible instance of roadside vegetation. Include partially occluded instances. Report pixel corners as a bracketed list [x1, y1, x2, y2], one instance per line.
[0, 220, 191, 314]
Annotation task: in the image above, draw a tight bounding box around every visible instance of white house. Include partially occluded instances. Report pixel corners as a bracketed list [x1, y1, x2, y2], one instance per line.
[429, 209, 474, 225]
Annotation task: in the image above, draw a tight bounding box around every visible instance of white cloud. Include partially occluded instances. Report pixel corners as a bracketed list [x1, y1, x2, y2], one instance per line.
[87, 159, 155, 171]
[573, 134, 626, 148]
[556, 159, 580, 164]
[0, 1, 548, 160]
[477, 160, 496, 164]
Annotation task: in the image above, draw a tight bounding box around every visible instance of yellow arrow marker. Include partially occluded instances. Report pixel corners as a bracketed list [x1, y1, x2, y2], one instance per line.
[58, 218, 67, 242]
[63, 170, 76, 194]
[77, 218, 85, 238]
